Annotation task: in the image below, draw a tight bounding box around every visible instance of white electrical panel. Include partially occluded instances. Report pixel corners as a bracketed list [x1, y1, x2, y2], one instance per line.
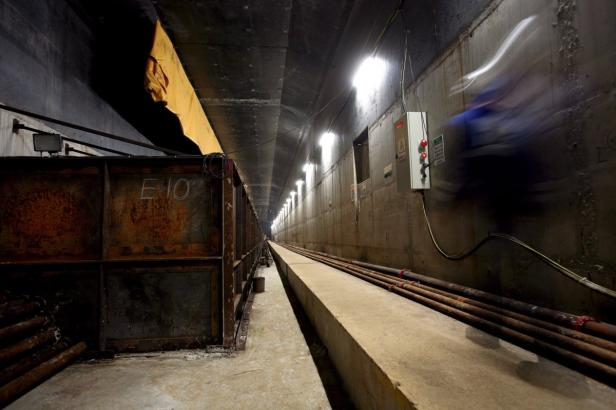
[394, 112, 430, 191]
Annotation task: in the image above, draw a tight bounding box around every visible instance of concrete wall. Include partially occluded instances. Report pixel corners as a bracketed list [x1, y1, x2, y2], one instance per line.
[0, 0, 159, 156]
[273, 0, 616, 321]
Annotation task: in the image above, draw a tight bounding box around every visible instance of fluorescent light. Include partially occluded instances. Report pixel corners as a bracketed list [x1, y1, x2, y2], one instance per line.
[352, 56, 387, 95]
[290, 191, 296, 198]
[296, 179, 304, 188]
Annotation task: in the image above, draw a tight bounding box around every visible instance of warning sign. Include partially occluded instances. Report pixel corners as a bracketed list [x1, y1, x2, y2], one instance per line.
[431, 134, 445, 166]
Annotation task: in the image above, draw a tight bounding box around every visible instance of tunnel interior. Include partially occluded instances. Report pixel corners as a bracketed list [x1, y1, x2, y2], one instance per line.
[1, 0, 616, 408]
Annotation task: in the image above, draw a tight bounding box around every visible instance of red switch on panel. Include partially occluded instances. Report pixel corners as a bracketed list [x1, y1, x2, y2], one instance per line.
[419, 139, 428, 148]
[420, 152, 427, 161]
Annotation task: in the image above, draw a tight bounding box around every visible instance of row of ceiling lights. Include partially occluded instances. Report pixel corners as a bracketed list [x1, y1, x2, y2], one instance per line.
[271, 56, 387, 232]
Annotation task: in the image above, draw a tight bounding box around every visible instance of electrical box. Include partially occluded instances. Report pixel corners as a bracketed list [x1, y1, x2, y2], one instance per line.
[394, 112, 430, 191]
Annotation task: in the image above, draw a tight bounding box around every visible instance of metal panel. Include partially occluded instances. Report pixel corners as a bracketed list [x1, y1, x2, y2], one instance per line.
[0, 156, 263, 352]
[104, 263, 220, 351]
[106, 163, 222, 260]
[0, 162, 102, 262]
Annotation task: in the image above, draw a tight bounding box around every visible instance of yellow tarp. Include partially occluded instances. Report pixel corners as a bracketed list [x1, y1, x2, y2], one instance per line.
[145, 20, 222, 154]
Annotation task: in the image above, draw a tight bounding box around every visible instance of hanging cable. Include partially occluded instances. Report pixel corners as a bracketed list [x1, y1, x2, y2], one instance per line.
[400, 27, 409, 112]
[420, 192, 616, 299]
[399, 9, 428, 137]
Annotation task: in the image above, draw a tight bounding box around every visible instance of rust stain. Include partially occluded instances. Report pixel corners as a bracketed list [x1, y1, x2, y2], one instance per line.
[0, 178, 100, 261]
[107, 174, 221, 259]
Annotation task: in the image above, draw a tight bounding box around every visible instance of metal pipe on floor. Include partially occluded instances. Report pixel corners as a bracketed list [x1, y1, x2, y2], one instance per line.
[0, 340, 70, 386]
[0, 342, 86, 407]
[0, 329, 56, 365]
[288, 246, 616, 364]
[281, 244, 616, 384]
[298, 245, 616, 351]
[403, 279, 616, 353]
[0, 317, 48, 342]
[351, 258, 616, 341]
[0, 301, 41, 325]
[283, 245, 616, 341]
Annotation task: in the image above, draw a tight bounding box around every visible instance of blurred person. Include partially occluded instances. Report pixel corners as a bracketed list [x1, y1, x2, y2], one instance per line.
[445, 14, 569, 210]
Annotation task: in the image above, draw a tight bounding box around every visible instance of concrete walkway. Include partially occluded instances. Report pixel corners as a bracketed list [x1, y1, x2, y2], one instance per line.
[270, 242, 616, 410]
[9, 264, 331, 410]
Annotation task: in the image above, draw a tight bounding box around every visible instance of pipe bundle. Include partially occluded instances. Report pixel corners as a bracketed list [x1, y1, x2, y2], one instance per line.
[280, 243, 616, 386]
[0, 294, 85, 406]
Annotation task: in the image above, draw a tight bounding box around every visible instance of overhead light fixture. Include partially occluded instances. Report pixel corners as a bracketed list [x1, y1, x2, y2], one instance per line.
[296, 179, 304, 188]
[303, 162, 312, 173]
[352, 56, 387, 96]
[319, 132, 336, 149]
[290, 191, 296, 198]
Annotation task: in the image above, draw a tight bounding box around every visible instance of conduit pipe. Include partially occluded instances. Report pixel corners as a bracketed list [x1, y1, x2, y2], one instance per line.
[283, 245, 616, 342]
[352, 259, 616, 341]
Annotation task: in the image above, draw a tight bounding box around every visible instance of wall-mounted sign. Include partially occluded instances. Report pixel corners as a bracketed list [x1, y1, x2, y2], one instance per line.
[431, 134, 445, 166]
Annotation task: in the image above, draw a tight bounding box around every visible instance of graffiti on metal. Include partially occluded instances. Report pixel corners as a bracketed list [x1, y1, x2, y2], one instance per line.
[140, 178, 190, 201]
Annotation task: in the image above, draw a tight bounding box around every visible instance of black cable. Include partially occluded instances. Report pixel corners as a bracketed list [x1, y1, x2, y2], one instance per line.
[420, 192, 616, 299]
[202, 153, 228, 179]
[370, 0, 406, 57]
[400, 27, 409, 113]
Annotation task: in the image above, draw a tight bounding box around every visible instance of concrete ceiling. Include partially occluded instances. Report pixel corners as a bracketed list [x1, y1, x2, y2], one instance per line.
[153, 0, 355, 224]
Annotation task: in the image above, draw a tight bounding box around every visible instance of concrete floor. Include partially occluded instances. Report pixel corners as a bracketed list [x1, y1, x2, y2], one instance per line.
[271, 242, 616, 410]
[9, 265, 331, 410]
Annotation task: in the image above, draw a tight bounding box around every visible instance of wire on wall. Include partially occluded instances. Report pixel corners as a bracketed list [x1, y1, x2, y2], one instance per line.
[420, 192, 616, 299]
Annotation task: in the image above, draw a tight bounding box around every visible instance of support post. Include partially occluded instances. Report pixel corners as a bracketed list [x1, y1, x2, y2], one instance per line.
[222, 161, 236, 347]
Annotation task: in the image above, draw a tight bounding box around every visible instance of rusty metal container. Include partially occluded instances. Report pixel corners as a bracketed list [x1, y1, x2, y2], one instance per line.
[0, 156, 262, 352]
